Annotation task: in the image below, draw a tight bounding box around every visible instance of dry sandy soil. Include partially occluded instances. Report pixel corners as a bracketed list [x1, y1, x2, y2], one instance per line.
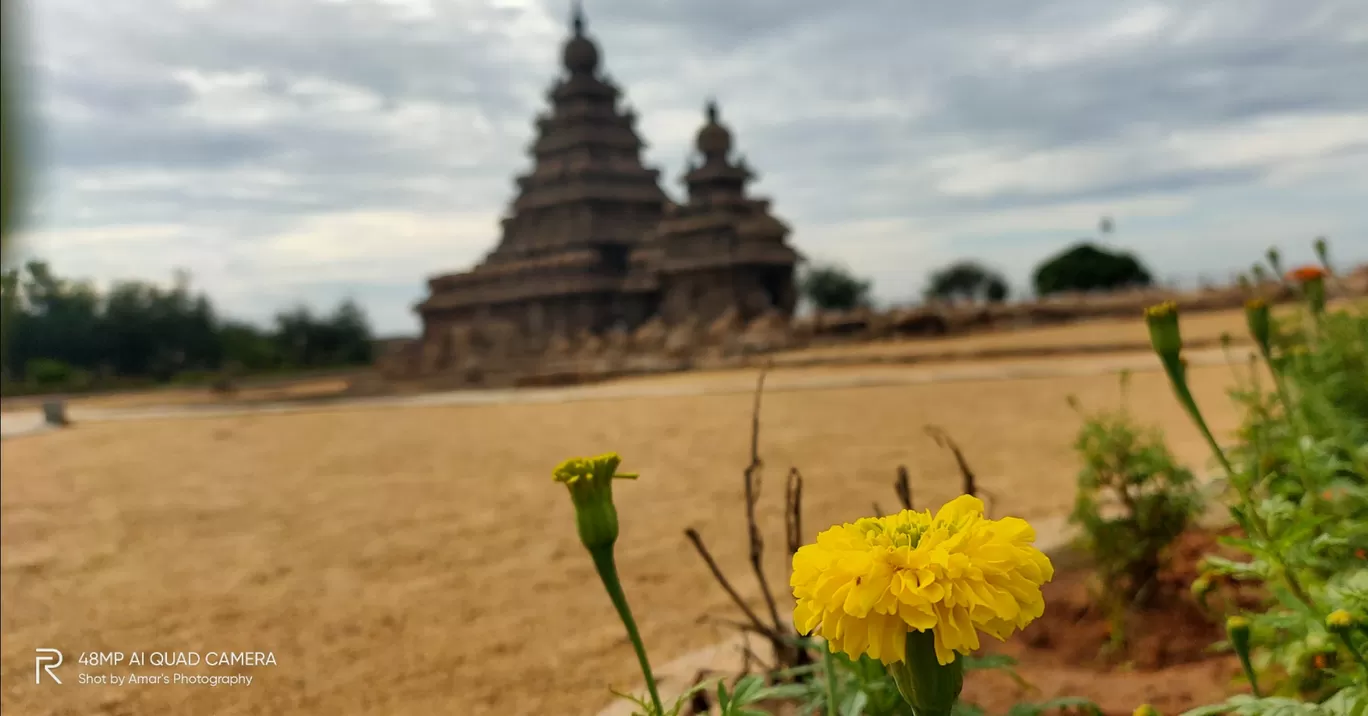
[0, 353, 1247, 716]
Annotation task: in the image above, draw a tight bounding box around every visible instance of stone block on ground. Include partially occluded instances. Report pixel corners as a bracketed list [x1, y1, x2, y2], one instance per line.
[42, 400, 69, 427]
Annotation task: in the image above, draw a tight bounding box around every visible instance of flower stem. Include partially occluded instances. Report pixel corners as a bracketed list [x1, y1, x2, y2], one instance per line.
[1337, 633, 1368, 675]
[823, 644, 838, 716]
[590, 546, 663, 714]
[1159, 354, 1317, 609]
[1235, 648, 1262, 698]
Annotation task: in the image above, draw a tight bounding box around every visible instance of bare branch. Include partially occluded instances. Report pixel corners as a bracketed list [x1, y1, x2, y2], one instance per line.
[743, 368, 784, 635]
[924, 425, 977, 498]
[785, 468, 804, 558]
[895, 465, 913, 510]
[685, 528, 781, 642]
[872, 502, 884, 518]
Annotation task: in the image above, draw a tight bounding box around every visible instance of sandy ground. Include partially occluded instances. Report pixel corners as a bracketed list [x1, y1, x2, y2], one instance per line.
[0, 356, 1247, 716]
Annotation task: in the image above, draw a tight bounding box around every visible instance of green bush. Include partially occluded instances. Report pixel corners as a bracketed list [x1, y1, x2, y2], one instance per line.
[1143, 244, 1367, 714]
[1068, 375, 1203, 649]
[24, 357, 89, 389]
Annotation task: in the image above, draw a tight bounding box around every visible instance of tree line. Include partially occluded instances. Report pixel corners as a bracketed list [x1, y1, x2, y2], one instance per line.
[0, 261, 374, 393]
[798, 239, 1154, 312]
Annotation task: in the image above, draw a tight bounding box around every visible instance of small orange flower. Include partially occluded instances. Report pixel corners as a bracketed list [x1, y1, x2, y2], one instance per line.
[1287, 265, 1327, 282]
[1313, 653, 1328, 669]
[1356, 548, 1366, 560]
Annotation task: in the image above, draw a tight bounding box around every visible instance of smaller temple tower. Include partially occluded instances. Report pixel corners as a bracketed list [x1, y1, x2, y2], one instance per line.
[651, 101, 799, 325]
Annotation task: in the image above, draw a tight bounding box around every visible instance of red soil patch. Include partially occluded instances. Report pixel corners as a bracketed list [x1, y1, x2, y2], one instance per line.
[964, 528, 1257, 715]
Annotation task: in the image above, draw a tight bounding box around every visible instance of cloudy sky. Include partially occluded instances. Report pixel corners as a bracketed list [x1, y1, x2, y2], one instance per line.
[11, 0, 1368, 335]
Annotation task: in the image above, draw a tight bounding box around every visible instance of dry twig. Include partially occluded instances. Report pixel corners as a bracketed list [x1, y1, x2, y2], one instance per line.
[924, 425, 996, 516]
[743, 368, 784, 635]
[684, 528, 780, 642]
[895, 465, 913, 510]
[784, 468, 804, 559]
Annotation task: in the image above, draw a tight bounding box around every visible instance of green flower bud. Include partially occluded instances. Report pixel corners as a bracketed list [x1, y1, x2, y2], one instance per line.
[1313, 236, 1329, 267]
[552, 453, 639, 551]
[1145, 302, 1182, 363]
[888, 629, 964, 716]
[1244, 298, 1272, 357]
[1191, 576, 1213, 607]
[1227, 616, 1251, 643]
[1251, 264, 1268, 284]
[1266, 247, 1282, 276]
[1237, 274, 1252, 293]
[1326, 609, 1355, 634]
[1227, 615, 1260, 696]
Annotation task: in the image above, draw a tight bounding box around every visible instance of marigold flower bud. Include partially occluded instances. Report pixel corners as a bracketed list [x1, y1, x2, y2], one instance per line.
[1191, 576, 1213, 607]
[1326, 609, 1355, 633]
[552, 453, 638, 551]
[1145, 302, 1182, 362]
[1134, 705, 1159, 716]
[1244, 299, 1271, 357]
[1266, 247, 1282, 275]
[1226, 615, 1256, 694]
[1251, 264, 1267, 284]
[1314, 236, 1329, 266]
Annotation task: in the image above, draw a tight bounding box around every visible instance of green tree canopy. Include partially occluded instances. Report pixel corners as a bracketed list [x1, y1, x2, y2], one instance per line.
[798, 263, 872, 312]
[1, 260, 375, 389]
[925, 261, 1010, 304]
[1032, 242, 1154, 296]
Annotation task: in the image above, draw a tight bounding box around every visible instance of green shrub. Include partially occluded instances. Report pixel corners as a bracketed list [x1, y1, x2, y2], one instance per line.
[1143, 243, 1368, 714]
[1068, 375, 1203, 649]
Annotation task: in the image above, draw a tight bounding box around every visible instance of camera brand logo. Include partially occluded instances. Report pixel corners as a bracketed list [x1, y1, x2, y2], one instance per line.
[35, 649, 63, 684]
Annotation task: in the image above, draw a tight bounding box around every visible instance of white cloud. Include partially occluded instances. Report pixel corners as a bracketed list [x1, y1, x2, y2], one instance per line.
[14, 0, 1368, 333]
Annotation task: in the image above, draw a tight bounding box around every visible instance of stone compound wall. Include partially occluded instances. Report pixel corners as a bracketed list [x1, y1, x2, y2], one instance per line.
[379, 269, 1368, 389]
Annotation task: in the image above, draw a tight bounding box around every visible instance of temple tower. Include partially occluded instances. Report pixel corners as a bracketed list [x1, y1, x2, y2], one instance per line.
[417, 5, 669, 342]
[651, 101, 799, 325]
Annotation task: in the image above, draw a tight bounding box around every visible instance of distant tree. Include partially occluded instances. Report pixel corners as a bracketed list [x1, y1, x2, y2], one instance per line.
[798, 263, 872, 312]
[0, 261, 376, 391]
[925, 261, 1011, 304]
[1032, 242, 1154, 296]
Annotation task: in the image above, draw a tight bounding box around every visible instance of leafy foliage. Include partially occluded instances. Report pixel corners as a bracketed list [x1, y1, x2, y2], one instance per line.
[770, 641, 1100, 716]
[799, 263, 872, 312]
[1160, 242, 1368, 715]
[925, 261, 1011, 304]
[1, 260, 374, 393]
[614, 674, 808, 716]
[1068, 373, 1204, 646]
[1032, 242, 1153, 296]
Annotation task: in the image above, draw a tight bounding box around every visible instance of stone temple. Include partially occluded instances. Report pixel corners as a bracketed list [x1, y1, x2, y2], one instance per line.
[404, 7, 799, 381]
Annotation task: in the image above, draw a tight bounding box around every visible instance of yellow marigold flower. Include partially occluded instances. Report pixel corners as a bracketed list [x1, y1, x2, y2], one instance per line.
[1134, 705, 1159, 716]
[790, 495, 1053, 666]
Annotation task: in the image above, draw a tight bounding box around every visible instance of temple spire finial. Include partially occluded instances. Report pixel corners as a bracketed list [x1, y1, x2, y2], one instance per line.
[705, 97, 719, 123]
[571, 0, 585, 36]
